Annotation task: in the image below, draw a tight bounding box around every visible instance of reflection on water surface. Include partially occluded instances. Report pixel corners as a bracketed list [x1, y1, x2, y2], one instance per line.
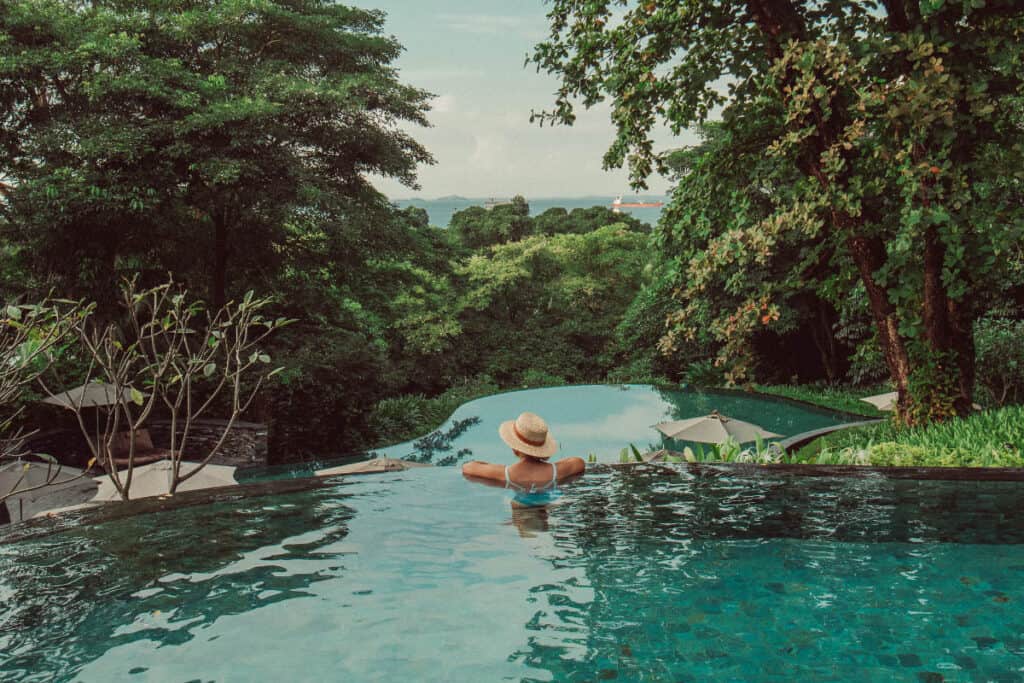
[3, 466, 1024, 681]
[371, 384, 855, 466]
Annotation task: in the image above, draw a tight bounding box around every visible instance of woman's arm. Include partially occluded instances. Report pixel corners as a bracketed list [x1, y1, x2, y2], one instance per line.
[557, 457, 586, 479]
[461, 460, 505, 482]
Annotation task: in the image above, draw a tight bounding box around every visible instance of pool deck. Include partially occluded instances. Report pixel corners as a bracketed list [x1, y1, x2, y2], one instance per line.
[777, 419, 886, 452]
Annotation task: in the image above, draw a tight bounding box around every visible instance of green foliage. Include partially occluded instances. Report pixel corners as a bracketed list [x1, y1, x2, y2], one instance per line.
[902, 347, 959, 425]
[0, 0, 432, 309]
[533, 206, 647, 236]
[753, 384, 888, 418]
[803, 405, 1024, 467]
[449, 196, 532, 249]
[518, 369, 567, 388]
[366, 375, 500, 449]
[617, 444, 645, 463]
[604, 358, 665, 385]
[974, 317, 1024, 406]
[532, 0, 1024, 421]
[455, 224, 650, 384]
[674, 436, 783, 464]
[682, 361, 725, 388]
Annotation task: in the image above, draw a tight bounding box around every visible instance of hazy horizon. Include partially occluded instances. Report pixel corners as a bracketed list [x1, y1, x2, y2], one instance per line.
[392, 191, 669, 201]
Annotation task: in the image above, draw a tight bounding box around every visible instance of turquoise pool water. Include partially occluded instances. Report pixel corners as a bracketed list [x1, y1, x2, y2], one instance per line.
[373, 384, 855, 466]
[2, 466, 1024, 682]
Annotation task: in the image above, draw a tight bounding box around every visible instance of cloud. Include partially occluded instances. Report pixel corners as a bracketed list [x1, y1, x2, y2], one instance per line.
[468, 132, 510, 170]
[440, 13, 536, 35]
[431, 94, 457, 114]
[401, 67, 486, 83]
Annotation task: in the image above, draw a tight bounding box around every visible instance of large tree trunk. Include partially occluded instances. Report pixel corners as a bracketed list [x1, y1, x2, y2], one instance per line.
[745, 0, 913, 399]
[845, 231, 912, 399]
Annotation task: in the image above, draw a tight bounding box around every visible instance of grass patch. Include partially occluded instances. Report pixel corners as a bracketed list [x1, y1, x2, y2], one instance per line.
[752, 383, 888, 418]
[796, 404, 1024, 467]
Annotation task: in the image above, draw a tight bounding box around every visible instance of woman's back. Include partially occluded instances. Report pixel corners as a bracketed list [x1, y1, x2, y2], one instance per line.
[460, 411, 586, 494]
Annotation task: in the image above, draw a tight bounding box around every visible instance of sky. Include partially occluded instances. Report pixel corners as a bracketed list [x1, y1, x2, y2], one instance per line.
[355, 0, 691, 199]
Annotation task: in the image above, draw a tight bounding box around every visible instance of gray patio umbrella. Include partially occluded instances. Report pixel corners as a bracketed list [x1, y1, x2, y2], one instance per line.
[40, 382, 136, 410]
[316, 457, 433, 477]
[91, 461, 237, 501]
[1, 460, 98, 522]
[654, 411, 780, 444]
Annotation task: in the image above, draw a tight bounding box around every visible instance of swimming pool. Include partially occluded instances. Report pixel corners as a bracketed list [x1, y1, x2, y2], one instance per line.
[373, 384, 857, 465]
[2, 464, 1023, 681]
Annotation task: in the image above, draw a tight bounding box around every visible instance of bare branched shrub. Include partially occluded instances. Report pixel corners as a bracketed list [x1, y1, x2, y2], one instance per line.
[47, 279, 289, 500]
[1, 299, 91, 503]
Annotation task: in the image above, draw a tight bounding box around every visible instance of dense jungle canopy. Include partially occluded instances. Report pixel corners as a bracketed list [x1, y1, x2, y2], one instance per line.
[1, 0, 1022, 460]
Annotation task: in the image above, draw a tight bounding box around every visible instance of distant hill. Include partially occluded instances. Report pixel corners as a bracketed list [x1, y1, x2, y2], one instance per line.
[435, 194, 470, 201]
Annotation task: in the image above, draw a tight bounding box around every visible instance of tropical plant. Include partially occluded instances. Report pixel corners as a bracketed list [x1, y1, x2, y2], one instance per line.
[46, 278, 288, 500]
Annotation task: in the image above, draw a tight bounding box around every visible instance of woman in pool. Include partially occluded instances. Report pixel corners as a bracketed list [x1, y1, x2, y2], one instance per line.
[461, 412, 585, 504]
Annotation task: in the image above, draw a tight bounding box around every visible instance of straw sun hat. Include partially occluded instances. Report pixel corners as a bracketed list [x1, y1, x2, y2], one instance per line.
[499, 412, 558, 459]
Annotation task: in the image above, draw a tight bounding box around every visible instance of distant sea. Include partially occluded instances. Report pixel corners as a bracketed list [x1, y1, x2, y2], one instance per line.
[392, 195, 667, 228]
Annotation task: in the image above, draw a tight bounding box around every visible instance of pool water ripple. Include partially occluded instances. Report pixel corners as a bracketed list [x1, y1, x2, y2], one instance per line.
[3, 466, 1024, 680]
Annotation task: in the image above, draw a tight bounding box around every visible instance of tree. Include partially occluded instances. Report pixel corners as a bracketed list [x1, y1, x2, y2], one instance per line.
[44, 278, 288, 500]
[0, 0, 433, 309]
[456, 224, 650, 383]
[449, 195, 534, 249]
[533, 205, 648, 236]
[532, 0, 1024, 423]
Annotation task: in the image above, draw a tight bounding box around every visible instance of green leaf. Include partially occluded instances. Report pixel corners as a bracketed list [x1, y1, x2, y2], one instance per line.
[203, 362, 216, 377]
[130, 388, 144, 406]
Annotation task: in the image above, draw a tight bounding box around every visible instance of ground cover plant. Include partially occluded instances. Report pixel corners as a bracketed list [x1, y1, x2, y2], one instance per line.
[794, 405, 1024, 467]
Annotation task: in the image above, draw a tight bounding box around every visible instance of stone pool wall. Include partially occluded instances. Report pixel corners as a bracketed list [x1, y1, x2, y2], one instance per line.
[147, 419, 269, 468]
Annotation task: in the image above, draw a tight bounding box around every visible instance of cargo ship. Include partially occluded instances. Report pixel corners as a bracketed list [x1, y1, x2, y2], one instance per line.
[611, 195, 664, 212]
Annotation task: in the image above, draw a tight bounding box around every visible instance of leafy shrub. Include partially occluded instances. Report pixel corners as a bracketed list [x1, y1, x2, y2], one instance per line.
[676, 436, 783, 463]
[519, 368, 567, 388]
[867, 442, 1021, 468]
[808, 405, 1024, 467]
[975, 317, 1024, 406]
[845, 338, 889, 386]
[682, 359, 724, 387]
[605, 358, 659, 384]
[366, 374, 501, 447]
[368, 394, 428, 441]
